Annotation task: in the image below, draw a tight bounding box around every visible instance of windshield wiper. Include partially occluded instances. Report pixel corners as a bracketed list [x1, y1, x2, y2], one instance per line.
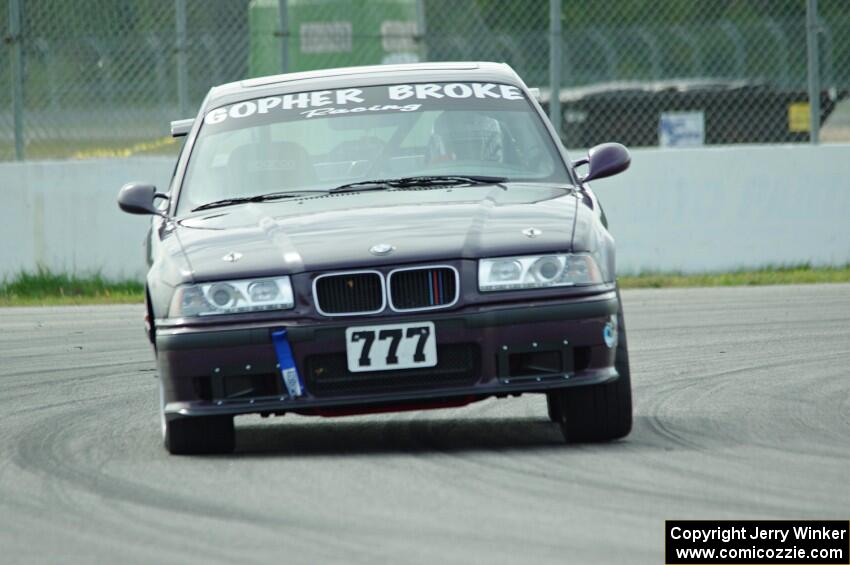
[329, 175, 508, 193]
[191, 190, 326, 212]
[192, 176, 510, 211]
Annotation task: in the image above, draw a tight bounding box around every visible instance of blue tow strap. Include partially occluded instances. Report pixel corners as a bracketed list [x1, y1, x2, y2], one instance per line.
[271, 328, 304, 398]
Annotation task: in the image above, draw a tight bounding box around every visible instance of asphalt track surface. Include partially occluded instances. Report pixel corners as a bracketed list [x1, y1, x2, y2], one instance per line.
[1, 285, 848, 564]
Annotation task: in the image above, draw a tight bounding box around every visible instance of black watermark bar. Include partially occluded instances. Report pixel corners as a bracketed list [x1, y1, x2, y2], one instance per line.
[666, 520, 849, 565]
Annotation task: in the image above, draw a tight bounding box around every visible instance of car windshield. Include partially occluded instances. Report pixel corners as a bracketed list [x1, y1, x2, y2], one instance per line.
[177, 82, 570, 214]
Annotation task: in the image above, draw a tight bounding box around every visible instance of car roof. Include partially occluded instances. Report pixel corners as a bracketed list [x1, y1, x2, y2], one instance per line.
[203, 61, 526, 110]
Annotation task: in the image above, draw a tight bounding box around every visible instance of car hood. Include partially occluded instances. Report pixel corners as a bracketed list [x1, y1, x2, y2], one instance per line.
[174, 184, 579, 280]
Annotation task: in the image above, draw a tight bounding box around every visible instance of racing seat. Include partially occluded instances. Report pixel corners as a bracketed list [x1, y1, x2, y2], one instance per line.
[228, 141, 318, 194]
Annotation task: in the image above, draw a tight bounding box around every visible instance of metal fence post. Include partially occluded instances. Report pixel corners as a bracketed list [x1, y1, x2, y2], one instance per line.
[806, 0, 821, 144]
[9, 0, 24, 160]
[278, 0, 289, 74]
[549, 0, 562, 143]
[175, 0, 189, 118]
[416, 0, 428, 62]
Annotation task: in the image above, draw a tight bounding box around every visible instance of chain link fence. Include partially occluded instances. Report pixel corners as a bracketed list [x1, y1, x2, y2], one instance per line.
[545, 0, 850, 148]
[1, 0, 249, 160]
[2, 0, 849, 161]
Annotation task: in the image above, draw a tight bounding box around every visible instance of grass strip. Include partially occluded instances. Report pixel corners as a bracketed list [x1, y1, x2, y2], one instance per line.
[0, 269, 144, 307]
[618, 264, 850, 289]
[1, 265, 849, 307]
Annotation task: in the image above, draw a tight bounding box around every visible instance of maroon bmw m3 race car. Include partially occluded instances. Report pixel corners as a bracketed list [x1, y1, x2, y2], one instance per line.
[118, 62, 633, 454]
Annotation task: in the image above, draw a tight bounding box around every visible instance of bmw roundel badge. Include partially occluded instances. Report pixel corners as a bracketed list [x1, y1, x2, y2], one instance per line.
[369, 243, 395, 256]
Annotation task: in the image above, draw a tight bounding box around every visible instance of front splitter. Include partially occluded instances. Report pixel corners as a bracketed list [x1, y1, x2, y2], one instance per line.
[164, 368, 619, 418]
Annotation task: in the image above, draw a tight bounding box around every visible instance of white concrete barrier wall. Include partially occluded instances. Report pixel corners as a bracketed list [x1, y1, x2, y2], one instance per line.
[596, 144, 850, 273]
[2, 158, 173, 281]
[0, 144, 848, 281]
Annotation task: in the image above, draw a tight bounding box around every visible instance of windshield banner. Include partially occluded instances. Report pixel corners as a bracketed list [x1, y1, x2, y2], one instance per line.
[202, 83, 530, 131]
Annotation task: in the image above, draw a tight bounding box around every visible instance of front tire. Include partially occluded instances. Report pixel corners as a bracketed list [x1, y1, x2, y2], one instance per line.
[554, 298, 633, 443]
[159, 371, 235, 455]
[545, 393, 562, 422]
[164, 414, 236, 455]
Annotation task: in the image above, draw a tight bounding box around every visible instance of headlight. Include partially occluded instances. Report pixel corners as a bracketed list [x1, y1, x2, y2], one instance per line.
[169, 276, 295, 317]
[478, 253, 605, 291]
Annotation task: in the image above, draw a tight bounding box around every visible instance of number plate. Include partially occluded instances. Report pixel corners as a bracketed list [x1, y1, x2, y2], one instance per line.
[345, 322, 437, 373]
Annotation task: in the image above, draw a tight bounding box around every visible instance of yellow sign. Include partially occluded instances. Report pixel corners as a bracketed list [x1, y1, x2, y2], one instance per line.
[788, 102, 811, 132]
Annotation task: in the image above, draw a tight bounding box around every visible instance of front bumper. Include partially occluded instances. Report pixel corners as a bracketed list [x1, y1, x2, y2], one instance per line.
[155, 290, 620, 417]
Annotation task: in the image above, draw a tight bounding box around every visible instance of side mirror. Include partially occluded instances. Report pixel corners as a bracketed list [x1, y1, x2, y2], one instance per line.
[170, 118, 194, 137]
[577, 142, 630, 183]
[118, 183, 168, 216]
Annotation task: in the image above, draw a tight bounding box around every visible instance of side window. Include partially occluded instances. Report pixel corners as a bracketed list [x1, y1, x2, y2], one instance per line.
[167, 136, 187, 200]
